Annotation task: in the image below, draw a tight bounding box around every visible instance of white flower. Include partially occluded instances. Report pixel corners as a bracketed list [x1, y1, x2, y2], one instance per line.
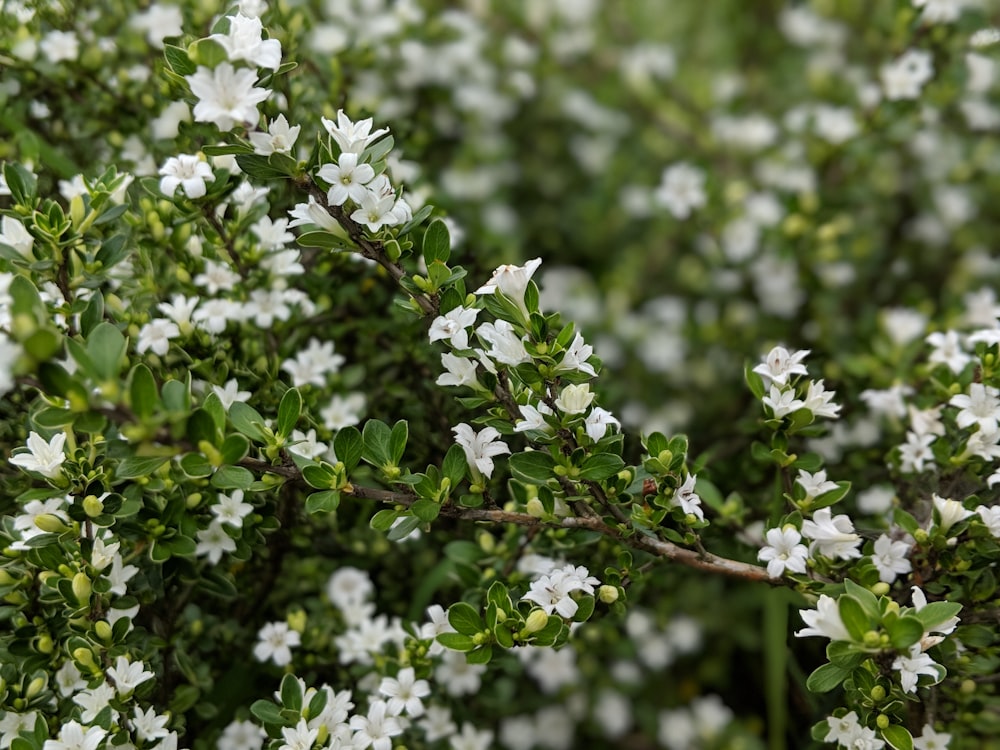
[287, 195, 340, 231]
[556, 332, 597, 376]
[350, 188, 400, 232]
[802, 379, 841, 419]
[521, 563, 599, 619]
[218, 719, 267, 750]
[796, 469, 839, 500]
[349, 700, 403, 750]
[437, 353, 479, 388]
[212, 379, 251, 410]
[326, 566, 373, 610]
[654, 162, 706, 219]
[251, 216, 294, 250]
[194, 259, 240, 294]
[107, 656, 154, 696]
[932, 493, 973, 534]
[281, 338, 345, 387]
[249, 114, 300, 155]
[73, 683, 116, 723]
[449, 722, 494, 750]
[583, 407, 620, 442]
[42, 720, 106, 750]
[195, 520, 236, 564]
[925, 329, 972, 374]
[871, 534, 913, 583]
[975, 504, 1000, 537]
[881, 49, 935, 100]
[554, 383, 594, 415]
[801, 507, 861, 560]
[159, 154, 214, 199]
[90, 535, 119, 571]
[39, 30, 79, 63]
[132, 706, 170, 743]
[279, 718, 317, 750]
[757, 526, 809, 577]
[475, 258, 543, 320]
[913, 723, 952, 750]
[452, 423, 510, 479]
[794, 594, 851, 641]
[429, 306, 480, 350]
[136, 318, 180, 355]
[475, 320, 530, 367]
[211, 490, 254, 527]
[672, 474, 704, 521]
[254, 621, 300, 666]
[318, 153, 375, 206]
[130, 4, 183, 48]
[321, 110, 390, 154]
[753, 345, 810, 387]
[211, 12, 282, 69]
[762, 385, 805, 418]
[893, 644, 942, 693]
[899, 431, 936, 473]
[186, 63, 270, 131]
[10, 431, 67, 479]
[379, 667, 431, 717]
[435, 650, 487, 696]
[950, 383, 1000, 434]
[0, 216, 34, 257]
[321, 392, 365, 431]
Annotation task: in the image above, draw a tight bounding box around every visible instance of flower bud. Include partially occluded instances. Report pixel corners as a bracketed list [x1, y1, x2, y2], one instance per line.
[526, 498, 545, 518]
[862, 630, 881, 649]
[287, 609, 307, 634]
[870, 685, 886, 701]
[36, 634, 54, 654]
[82, 494, 104, 518]
[94, 621, 113, 642]
[870, 582, 890, 596]
[73, 647, 97, 668]
[524, 609, 549, 634]
[478, 531, 495, 554]
[875, 714, 889, 730]
[26, 676, 45, 699]
[34, 514, 69, 534]
[598, 585, 619, 604]
[72, 572, 92, 604]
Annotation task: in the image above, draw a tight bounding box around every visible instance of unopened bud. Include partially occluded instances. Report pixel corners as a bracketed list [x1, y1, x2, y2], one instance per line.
[82, 495, 104, 518]
[287, 609, 307, 634]
[73, 647, 96, 668]
[862, 630, 881, 648]
[478, 531, 495, 554]
[36, 634, 54, 654]
[34, 514, 69, 534]
[26, 676, 45, 699]
[72, 572, 92, 604]
[524, 609, 549, 634]
[526, 498, 545, 518]
[875, 714, 890, 730]
[94, 621, 113, 642]
[870, 685, 886, 701]
[598, 585, 619, 604]
[870, 582, 890, 596]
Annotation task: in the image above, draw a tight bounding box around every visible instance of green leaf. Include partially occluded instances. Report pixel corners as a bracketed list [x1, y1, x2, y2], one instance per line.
[188, 38, 228, 67]
[276, 388, 301, 438]
[128, 364, 159, 420]
[295, 230, 349, 250]
[389, 420, 408, 464]
[436, 632, 475, 652]
[887, 615, 925, 650]
[805, 662, 850, 693]
[361, 419, 393, 468]
[306, 491, 340, 514]
[578, 453, 624, 481]
[187, 408, 220, 446]
[826, 640, 867, 670]
[448, 602, 484, 635]
[387, 514, 421, 541]
[573, 595, 596, 622]
[202, 143, 253, 156]
[85, 324, 126, 380]
[302, 463, 335, 489]
[80, 292, 104, 337]
[220, 434, 250, 465]
[508, 450, 555, 485]
[249, 699, 285, 726]
[333, 427, 362, 471]
[22, 329, 61, 362]
[179, 453, 213, 478]
[229, 402, 268, 441]
[411, 498, 440, 522]
[161, 378, 190, 413]
[3, 162, 37, 205]
[235, 154, 293, 181]
[369, 509, 399, 532]
[838, 595, 870, 642]
[211, 466, 254, 490]
[881, 725, 914, 750]
[164, 44, 196, 77]
[442, 443, 467, 487]
[422, 219, 451, 265]
[844, 579, 881, 620]
[279, 673, 303, 712]
[913, 601, 962, 633]
[116, 456, 170, 481]
[466, 645, 493, 665]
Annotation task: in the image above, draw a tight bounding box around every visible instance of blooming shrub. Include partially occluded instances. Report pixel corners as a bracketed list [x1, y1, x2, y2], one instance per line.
[2, 1, 1000, 749]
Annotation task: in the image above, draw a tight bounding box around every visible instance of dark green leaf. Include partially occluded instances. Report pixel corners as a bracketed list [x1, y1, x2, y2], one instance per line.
[422, 219, 450, 265]
[116, 456, 170, 481]
[333, 427, 362, 471]
[578, 453, 624, 481]
[805, 662, 850, 693]
[448, 602, 484, 635]
[128, 364, 159, 420]
[411, 498, 440, 522]
[276, 388, 301, 438]
[436, 632, 475, 652]
[386, 514, 421, 541]
[229, 402, 268, 441]
[881, 725, 914, 750]
[509, 450, 555, 485]
[838, 595, 870, 641]
[306, 491, 340, 514]
[211, 465, 254, 490]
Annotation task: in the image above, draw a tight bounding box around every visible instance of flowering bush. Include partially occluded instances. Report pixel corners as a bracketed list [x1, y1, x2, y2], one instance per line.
[3, 1, 1000, 749]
